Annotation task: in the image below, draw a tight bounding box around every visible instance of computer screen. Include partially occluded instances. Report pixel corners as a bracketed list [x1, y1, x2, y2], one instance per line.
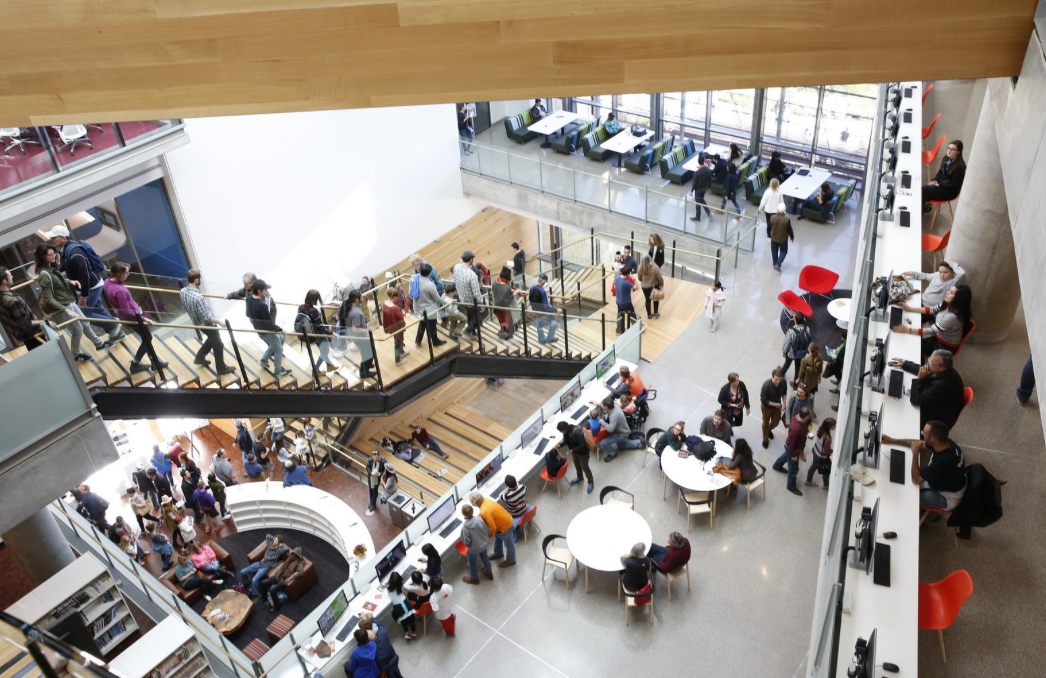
[426, 497, 457, 533]
[520, 415, 544, 450]
[375, 540, 407, 582]
[595, 349, 616, 379]
[317, 589, 349, 637]
[475, 454, 503, 488]
[559, 379, 582, 413]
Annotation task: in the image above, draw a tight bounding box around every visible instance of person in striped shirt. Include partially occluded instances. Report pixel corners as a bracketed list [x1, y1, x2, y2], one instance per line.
[893, 284, 973, 356]
[497, 475, 531, 540]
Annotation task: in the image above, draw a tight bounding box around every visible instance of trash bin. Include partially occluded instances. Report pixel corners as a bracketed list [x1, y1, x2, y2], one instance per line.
[388, 491, 425, 529]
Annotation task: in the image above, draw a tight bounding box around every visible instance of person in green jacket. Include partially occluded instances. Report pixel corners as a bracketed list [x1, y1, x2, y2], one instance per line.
[34, 243, 110, 361]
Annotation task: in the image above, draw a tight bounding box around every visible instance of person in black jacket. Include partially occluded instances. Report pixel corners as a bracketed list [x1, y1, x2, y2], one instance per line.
[690, 154, 713, 221]
[719, 162, 741, 216]
[180, 470, 203, 523]
[147, 468, 174, 501]
[798, 182, 834, 219]
[245, 280, 291, 377]
[619, 543, 651, 592]
[718, 373, 751, 426]
[648, 233, 666, 268]
[891, 349, 965, 428]
[923, 140, 965, 212]
[45, 225, 125, 342]
[767, 150, 790, 184]
[511, 242, 526, 283]
[759, 368, 788, 449]
[557, 421, 594, 493]
[132, 462, 159, 507]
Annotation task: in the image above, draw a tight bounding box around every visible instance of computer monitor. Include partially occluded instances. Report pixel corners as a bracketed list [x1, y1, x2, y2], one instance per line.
[861, 405, 883, 469]
[520, 415, 544, 450]
[374, 540, 408, 582]
[848, 629, 877, 678]
[317, 589, 349, 638]
[559, 379, 582, 413]
[878, 184, 895, 222]
[595, 349, 616, 379]
[426, 496, 457, 534]
[475, 454, 503, 488]
[868, 332, 890, 393]
[847, 498, 879, 574]
[869, 269, 893, 322]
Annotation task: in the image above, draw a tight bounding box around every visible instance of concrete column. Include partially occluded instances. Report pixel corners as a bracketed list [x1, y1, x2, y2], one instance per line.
[1, 507, 75, 588]
[944, 90, 1020, 344]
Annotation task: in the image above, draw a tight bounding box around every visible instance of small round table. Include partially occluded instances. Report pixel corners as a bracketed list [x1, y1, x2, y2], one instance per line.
[202, 589, 251, 635]
[660, 436, 735, 515]
[566, 504, 652, 593]
[826, 298, 851, 329]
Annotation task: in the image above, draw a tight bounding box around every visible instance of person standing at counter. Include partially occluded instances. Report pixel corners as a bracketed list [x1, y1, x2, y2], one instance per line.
[460, 503, 492, 585]
[470, 491, 516, 568]
[429, 577, 456, 637]
[366, 450, 384, 516]
[558, 421, 594, 493]
[344, 628, 380, 678]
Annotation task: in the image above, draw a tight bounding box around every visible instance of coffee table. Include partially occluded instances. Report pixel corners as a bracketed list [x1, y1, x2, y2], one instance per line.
[203, 589, 252, 635]
[827, 298, 852, 329]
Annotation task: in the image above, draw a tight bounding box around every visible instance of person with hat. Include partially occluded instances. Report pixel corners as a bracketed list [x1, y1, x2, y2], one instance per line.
[528, 273, 559, 344]
[225, 272, 278, 322]
[452, 251, 483, 338]
[44, 224, 126, 343]
[132, 461, 160, 507]
[245, 279, 291, 377]
[283, 458, 312, 487]
[179, 269, 237, 375]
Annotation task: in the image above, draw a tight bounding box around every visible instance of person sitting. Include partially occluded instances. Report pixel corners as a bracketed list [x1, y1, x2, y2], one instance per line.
[283, 458, 313, 487]
[385, 572, 418, 640]
[498, 475, 530, 537]
[619, 542, 651, 592]
[240, 533, 288, 599]
[727, 439, 760, 484]
[244, 453, 268, 482]
[619, 393, 637, 416]
[257, 547, 305, 612]
[586, 408, 607, 443]
[798, 182, 834, 220]
[604, 111, 622, 135]
[404, 570, 431, 605]
[647, 532, 691, 574]
[654, 422, 686, 458]
[710, 154, 727, 185]
[904, 259, 965, 308]
[699, 410, 733, 445]
[598, 396, 643, 461]
[922, 140, 965, 212]
[530, 98, 547, 122]
[767, 150, 791, 183]
[344, 628, 380, 678]
[892, 284, 973, 355]
[144, 521, 173, 571]
[173, 555, 221, 601]
[379, 466, 398, 503]
[544, 447, 567, 479]
[190, 542, 234, 580]
[891, 349, 965, 428]
[393, 441, 420, 462]
[608, 366, 645, 398]
[411, 425, 449, 459]
[886, 421, 967, 514]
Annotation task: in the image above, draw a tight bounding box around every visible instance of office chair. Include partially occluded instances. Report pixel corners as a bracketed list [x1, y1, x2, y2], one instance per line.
[1, 128, 42, 156]
[55, 125, 93, 156]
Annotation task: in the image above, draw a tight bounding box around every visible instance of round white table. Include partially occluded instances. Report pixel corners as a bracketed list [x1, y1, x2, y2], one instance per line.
[660, 435, 734, 515]
[566, 504, 652, 593]
[826, 297, 851, 329]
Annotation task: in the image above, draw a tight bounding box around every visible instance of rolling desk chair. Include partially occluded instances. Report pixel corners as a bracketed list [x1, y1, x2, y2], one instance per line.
[1, 128, 41, 156]
[55, 125, 93, 156]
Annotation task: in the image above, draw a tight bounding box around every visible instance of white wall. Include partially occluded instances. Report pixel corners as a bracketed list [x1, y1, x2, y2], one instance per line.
[164, 104, 484, 301]
[488, 100, 536, 124]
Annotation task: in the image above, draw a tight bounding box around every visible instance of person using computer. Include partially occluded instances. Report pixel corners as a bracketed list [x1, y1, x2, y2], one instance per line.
[499, 475, 530, 538]
[886, 421, 967, 515]
[470, 491, 516, 569]
[903, 259, 965, 307]
[609, 366, 645, 398]
[343, 628, 380, 678]
[460, 503, 492, 585]
[892, 284, 973, 357]
[890, 349, 965, 428]
[385, 572, 418, 640]
[598, 396, 643, 461]
[357, 614, 403, 678]
[557, 420, 594, 493]
[699, 410, 733, 445]
[417, 543, 443, 580]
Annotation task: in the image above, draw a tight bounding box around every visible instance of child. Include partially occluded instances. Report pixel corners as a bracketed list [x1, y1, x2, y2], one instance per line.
[704, 280, 726, 332]
[586, 408, 606, 443]
[619, 393, 636, 415]
[429, 576, 456, 637]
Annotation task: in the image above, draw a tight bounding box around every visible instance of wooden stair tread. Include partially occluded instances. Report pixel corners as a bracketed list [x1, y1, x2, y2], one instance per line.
[0, 651, 40, 678]
[166, 336, 220, 388]
[426, 413, 497, 458]
[388, 424, 474, 476]
[447, 404, 514, 439]
[133, 334, 199, 387]
[349, 444, 446, 499]
[80, 339, 131, 387]
[240, 342, 305, 389]
[367, 435, 463, 484]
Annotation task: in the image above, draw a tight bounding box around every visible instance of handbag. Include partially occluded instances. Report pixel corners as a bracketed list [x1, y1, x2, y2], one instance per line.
[651, 287, 665, 301]
[822, 358, 836, 379]
[134, 500, 154, 517]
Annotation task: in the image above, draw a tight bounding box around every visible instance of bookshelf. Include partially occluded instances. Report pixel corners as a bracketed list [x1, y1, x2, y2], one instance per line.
[5, 553, 138, 657]
[110, 617, 214, 678]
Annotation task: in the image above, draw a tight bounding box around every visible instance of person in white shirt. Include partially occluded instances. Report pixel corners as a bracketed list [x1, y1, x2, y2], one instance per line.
[904, 259, 965, 308]
[429, 577, 456, 637]
[758, 178, 784, 231]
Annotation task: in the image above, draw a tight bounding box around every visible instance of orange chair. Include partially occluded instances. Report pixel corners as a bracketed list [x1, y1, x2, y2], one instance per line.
[936, 319, 975, 358]
[928, 192, 958, 232]
[455, 539, 468, 563]
[956, 387, 974, 423]
[516, 505, 540, 544]
[918, 570, 974, 663]
[923, 135, 946, 167]
[540, 462, 569, 499]
[778, 290, 813, 321]
[921, 229, 950, 269]
[415, 601, 434, 635]
[923, 113, 941, 142]
[798, 265, 840, 300]
[922, 82, 934, 104]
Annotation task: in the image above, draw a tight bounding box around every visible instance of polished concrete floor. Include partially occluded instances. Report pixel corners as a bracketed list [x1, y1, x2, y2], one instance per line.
[389, 188, 1042, 677]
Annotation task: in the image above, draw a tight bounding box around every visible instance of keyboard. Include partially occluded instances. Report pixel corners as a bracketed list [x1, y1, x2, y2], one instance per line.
[335, 615, 359, 642]
[889, 449, 905, 484]
[571, 405, 589, 421]
[403, 564, 416, 579]
[439, 518, 462, 539]
[606, 374, 621, 388]
[534, 438, 551, 457]
[491, 483, 507, 498]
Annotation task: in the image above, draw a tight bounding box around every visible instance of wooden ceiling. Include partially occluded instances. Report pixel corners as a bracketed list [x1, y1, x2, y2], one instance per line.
[0, 0, 1037, 125]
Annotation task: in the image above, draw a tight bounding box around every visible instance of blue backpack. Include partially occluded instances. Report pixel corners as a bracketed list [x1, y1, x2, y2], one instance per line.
[65, 241, 106, 278]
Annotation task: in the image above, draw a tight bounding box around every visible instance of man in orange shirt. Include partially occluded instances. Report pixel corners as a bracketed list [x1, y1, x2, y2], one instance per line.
[609, 366, 645, 399]
[469, 491, 516, 568]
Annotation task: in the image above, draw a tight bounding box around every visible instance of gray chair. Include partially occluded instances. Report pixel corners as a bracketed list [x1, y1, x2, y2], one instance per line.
[55, 125, 93, 156]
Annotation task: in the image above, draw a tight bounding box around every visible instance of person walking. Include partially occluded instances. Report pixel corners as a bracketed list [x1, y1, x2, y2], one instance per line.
[413, 263, 447, 348]
[806, 418, 836, 488]
[781, 313, 810, 385]
[132, 461, 160, 507]
[147, 468, 174, 503]
[758, 178, 785, 231]
[46, 225, 125, 343]
[768, 204, 794, 272]
[366, 450, 384, 516]
[104, 262, 168, 374]
[719, 162, 742, 220]
[797, 342, 824, 407]
[528, 274, 559, 344]
[689, 153, 713, 221]
[246, 280, 291, 377]
[558, 420, 594, 493]
[614, 267, 637, 334]
[636, 255, 664, 320]
[0, 266, 56, 351]
[452, 251, 484, 338]
[760, 368, 787, 449]
[457, 103, 475, 156]
[773, 406, 812, 496]
[511, 242, 526, 284]
[459, 503, 492, 584]
[179, 269, 237, 375]
[382, 287, 409, 365]
[296, 289, 336, 372]
[34, 243, 110, 362]
[339, 290, 375, 379]
[717, 373, 750, 426]
[703, 280, 726, 332]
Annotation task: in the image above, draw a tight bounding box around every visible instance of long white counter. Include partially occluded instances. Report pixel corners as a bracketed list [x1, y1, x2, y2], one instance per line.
[835, 80, 924, 677]
[225, 483, 374, 564]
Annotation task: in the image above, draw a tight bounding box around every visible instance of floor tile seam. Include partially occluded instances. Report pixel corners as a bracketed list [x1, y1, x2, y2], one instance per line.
[448, 628, 497, 678]
[791, 649, 810, 678]
[959, 444, 1045, 460]
[457, 593, 573, 678]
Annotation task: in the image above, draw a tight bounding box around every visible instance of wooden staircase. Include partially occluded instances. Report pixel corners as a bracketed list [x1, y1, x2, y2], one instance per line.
[0, 644, 42, 678]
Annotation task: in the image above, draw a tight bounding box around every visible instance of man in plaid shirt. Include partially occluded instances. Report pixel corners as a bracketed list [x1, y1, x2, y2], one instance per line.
[179, 269, 236, 375]
[452, 251, 483, 338]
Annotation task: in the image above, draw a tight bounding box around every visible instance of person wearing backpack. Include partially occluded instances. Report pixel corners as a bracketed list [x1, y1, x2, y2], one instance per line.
[781, 313, 810, 385]
[296, 289, 337, 372]
[45, 225, 126, 343]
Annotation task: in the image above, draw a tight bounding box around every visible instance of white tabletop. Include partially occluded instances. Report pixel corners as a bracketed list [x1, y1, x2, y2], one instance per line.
[528, 110, 580, 135]
[780, 167, 832, 199]
[660, 435, 734, 492]
[826, 298, 851, 321]
[566, 504, 652, 572]
[601, 130, 654, 154]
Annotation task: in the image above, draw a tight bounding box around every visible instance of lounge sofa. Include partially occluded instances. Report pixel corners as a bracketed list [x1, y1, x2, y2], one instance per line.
[657, 140, 699, 184]
[504, 109, 539, 144]
[581, 125, 624, 162]
[803, 178, 857, 223]
[158, 541, 235, 605]
[624, 136, 674, 174]
[246, 540, 319, 602]
[711, 156, 757, 196]
[550, 117, 599, 154]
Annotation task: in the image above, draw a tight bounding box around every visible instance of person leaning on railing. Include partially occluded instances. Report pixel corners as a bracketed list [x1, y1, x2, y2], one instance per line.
[103, 262, 169, 375]
[180, 268, 237, 375]
[0, 265, 56, 351]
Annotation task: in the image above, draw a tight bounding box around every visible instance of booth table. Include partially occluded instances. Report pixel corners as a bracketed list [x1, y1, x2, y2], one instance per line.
[660, 436, 734, 512]
[528, 110, 580, 148]
[780, 167, 832, 210]
[601, 130, 654, 167]
[566, 504, 652, 593]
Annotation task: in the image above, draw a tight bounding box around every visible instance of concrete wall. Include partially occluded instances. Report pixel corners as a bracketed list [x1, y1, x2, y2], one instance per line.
[164, 104, 485, 301]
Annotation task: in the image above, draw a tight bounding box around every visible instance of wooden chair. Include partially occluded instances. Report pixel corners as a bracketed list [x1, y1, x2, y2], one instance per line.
[541, 534, 575, 589]
[516, 505, 540, 544]
[540, 462, 569, 499]
[731, 460, 767, 509]
[678, 489, 713, 531]
[928, 194, 958, 232]
[600, 485, 635, 510]
[619, 574, 655, 626]
[655, 562, 691, 602]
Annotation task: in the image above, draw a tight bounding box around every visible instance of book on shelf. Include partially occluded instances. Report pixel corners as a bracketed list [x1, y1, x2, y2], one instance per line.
[149, 641, 202, 678]
[89, 605, 121, 635]
[97, 621, 127, 648]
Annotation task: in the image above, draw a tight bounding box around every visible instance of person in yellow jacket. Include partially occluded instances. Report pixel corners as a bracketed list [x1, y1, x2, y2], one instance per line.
[469, 491, 516, 568]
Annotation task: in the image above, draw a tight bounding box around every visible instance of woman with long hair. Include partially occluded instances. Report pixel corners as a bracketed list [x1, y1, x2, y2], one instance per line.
[728, 142, 744, 167]
[703, 280, 726, 332]
[759, 177, 784, 231]
[104, 261, 165, 374]
[894, 284, 972, 355]
[717, 372, 750, 426]
[806, 418, 836, 488]
[922, 140, 966, 212]
[636, 254, 664, 320]
[727, 438, 759, 483]
[386, 571, 419, 639]
[297, 289, 337, 372]
[418, 543, 444, 580]
[491, 266, 520, 339]
[647, 233, 666, 268]
[34, 243, 107, 361]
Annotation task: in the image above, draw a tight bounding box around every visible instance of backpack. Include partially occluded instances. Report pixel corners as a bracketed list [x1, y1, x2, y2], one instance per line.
[583, 428, 596, 451]
[793, 326, 810, 358]
[294, 310, 314, 338]
[65, 241, 106, 278]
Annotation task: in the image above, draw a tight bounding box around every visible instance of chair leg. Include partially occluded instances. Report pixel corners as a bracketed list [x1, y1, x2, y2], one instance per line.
[664, 474, 668, 501]
[686, 565, 691, 591]
[667, 576, 672, 602]
[564, 564, 570, 590]
[542, 561, 547, 580]
[938, 629, 947, 663]
[747, 486, 751, 510]
[919, 510, 929, 527]
[557, 480, 562, 499]
[930, 204, 939, 231]
[952, 527, 959, 549]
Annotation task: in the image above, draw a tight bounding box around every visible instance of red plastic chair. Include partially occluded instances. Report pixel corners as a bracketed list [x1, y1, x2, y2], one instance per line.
[923, 112, 941, 141]
[798, 266, 840, 300]
[415, 601, 434, 635]
[922, 82, 934, 105]
[921, 229, 951, 269]
[928, 193, 958, 232]
[923, 135, 946, 166]
[778, 290, 813, 321]
[455, 539, 468, 563]
[540, 462, 570, 499]
[516, 505, 540, 544]
[955, 387, 974, 423]
[918, 570, 974, 663]
[936, 319, 975, 357]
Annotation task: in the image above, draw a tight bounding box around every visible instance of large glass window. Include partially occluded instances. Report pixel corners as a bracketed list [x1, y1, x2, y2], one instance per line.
[709, 89, 756, 148]
[616, 94, 651, 127]
[0, 127, 55, 195]
[574, 95, 613, 124]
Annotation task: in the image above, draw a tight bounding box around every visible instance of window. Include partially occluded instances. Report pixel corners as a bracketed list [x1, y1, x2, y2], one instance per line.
[709, 89, 756, 143]
[574, 95, 613, 123]
[616, 94, 651, 127]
